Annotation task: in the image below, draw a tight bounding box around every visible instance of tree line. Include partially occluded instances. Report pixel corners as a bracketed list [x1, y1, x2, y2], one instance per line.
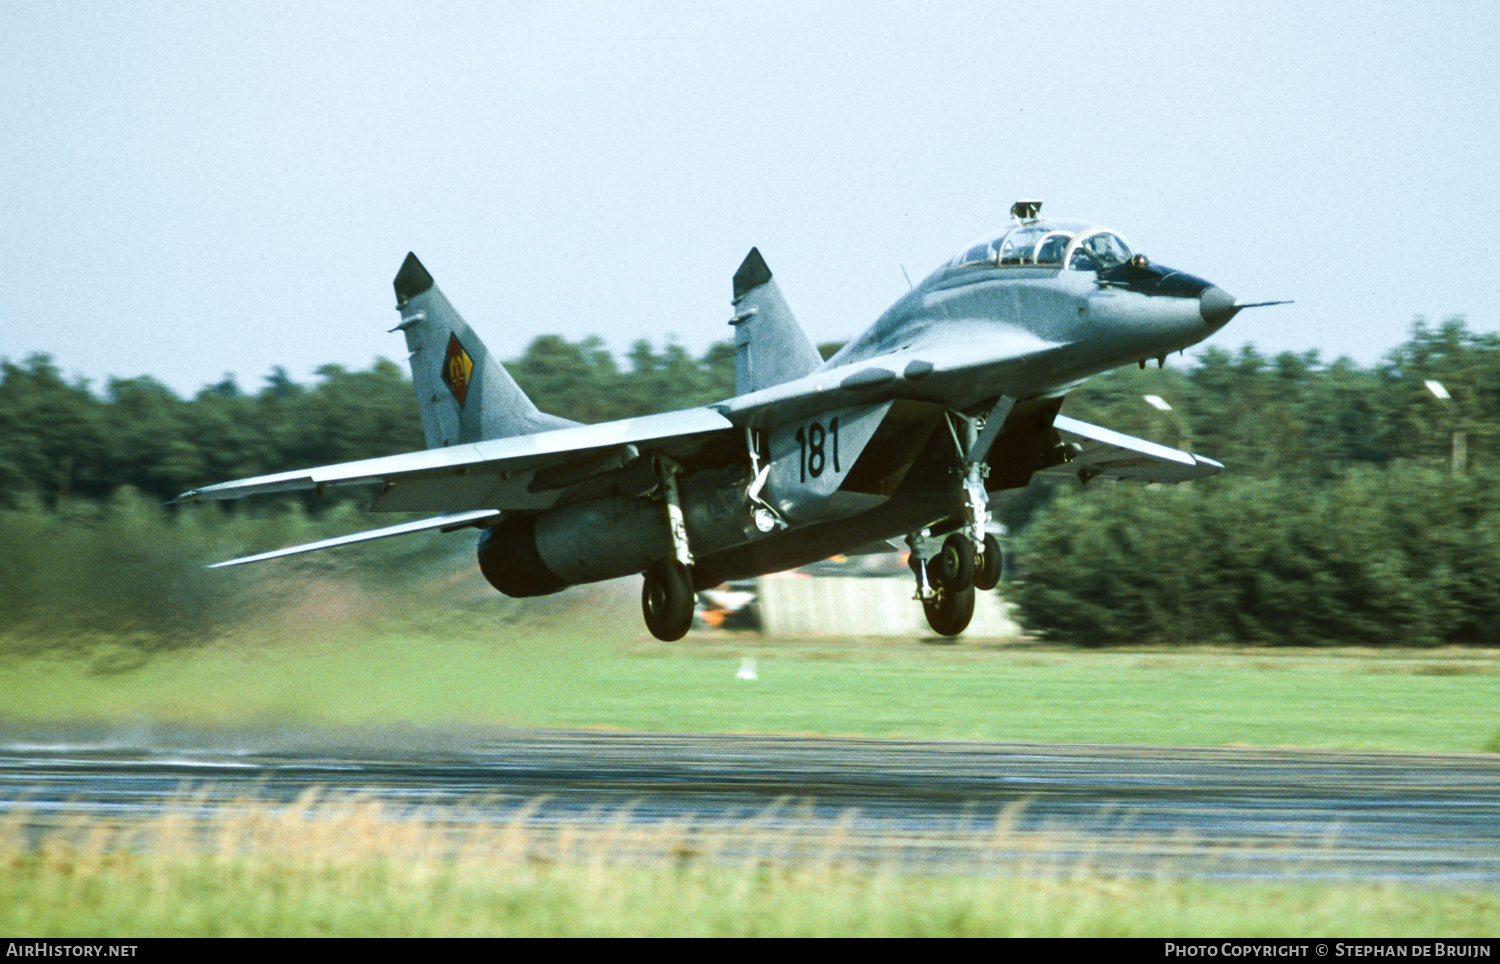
[1013, 464, 1500, 646]
[0, 338, 747, 510]
[4, 318, 1493, 509]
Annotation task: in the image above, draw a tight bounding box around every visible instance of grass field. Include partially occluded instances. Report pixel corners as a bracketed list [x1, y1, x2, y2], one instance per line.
[2, 581, 1498, 752]
[3, 578, 1499, 936]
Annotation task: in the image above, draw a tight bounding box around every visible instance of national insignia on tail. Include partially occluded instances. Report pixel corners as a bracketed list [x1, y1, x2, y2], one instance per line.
[442, 333, 474, 406]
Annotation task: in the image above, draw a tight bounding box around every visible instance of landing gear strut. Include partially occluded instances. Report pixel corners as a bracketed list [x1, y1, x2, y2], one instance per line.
[952, 399, 1010, 592]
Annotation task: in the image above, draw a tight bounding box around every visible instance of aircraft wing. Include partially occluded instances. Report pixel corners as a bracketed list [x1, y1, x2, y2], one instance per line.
[173, 407, 736, 513]
[1037, 415, 1223, 484]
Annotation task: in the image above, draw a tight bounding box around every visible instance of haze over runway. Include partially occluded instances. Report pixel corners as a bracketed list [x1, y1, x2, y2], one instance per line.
[4, 1, 1497, 397]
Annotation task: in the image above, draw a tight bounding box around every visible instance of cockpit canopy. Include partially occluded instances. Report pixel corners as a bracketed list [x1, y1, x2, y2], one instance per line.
[946, 218, 1134, 272]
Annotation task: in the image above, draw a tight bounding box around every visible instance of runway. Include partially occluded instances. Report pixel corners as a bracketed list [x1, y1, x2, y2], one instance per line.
[3, 725, 1498, 884]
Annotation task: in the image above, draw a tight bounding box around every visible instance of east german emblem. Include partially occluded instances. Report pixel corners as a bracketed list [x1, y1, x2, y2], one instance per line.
[442, 334, 474, 406]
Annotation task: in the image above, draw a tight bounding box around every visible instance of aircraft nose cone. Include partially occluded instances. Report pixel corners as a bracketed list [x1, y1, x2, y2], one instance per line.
[1199, 286, 1240, 328]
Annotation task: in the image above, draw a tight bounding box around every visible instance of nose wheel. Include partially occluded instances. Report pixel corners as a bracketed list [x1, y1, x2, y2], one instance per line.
[910, 540, 976, 637]
[974, 533, 1002, 592]
[922, 573, 976, 637]
[937, 533, 976, 592]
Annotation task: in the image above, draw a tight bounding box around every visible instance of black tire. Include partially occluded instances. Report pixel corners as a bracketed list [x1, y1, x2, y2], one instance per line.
[642, 559, 694, 641]
[923, 584, 976, 637]
[938, 533, 975, 592]
[973, 533, 1002, 591]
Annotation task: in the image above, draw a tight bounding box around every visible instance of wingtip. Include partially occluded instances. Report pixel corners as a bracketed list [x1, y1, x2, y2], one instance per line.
[394, 252, 435, 304]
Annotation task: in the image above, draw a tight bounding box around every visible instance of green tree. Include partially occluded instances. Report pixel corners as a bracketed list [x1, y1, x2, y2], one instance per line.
[0, 355, 107, 505]
[99, 375, 204, 501]
[510, 335, 621, 422]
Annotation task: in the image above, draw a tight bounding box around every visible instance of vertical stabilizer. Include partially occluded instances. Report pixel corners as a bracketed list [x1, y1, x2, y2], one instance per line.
[393, 253, 576, 448]
[730, 248, 823, 395]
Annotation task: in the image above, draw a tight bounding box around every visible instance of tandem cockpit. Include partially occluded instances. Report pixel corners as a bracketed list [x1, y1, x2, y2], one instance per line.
[944, 199, 1138, 274]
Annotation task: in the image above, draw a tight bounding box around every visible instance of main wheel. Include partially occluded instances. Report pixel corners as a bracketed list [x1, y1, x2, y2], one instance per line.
[973, 533, 1003, 591]
[642, 559, 694, 641]
[938, 533, 975, 592]
[923, 584, 976, 637]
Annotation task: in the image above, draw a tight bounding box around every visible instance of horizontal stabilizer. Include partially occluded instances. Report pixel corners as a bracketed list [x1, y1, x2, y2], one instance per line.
[1038, 415, 1223, 484]
[209, 509, 501, 568]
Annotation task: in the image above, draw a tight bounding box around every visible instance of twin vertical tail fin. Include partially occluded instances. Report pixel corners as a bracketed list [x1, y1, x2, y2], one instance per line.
[392, 253, 576, 448]
[729, 248, 823, 396]
[393, 248, 818, 447]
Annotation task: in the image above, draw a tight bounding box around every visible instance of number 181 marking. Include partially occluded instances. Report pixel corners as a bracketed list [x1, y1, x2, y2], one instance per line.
[794, 417, 840, 482]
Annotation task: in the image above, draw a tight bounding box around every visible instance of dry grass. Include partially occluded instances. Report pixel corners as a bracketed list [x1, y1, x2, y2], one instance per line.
[3, 793, 1499, 937]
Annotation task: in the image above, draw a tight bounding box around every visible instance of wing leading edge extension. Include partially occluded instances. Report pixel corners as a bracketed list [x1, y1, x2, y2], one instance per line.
[1040, 414, 1223, 484]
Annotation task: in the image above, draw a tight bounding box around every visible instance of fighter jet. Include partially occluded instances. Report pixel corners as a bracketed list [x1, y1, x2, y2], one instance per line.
[174, 200, 1283, 639]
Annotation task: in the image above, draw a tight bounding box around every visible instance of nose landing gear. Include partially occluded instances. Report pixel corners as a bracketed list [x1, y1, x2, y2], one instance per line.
[908, 398, 1014, 637]
[974, 532, 1002, 592]
[909, 533, 977, 637]
[937, 532, 976, 592]
[922, 573, 976, 637]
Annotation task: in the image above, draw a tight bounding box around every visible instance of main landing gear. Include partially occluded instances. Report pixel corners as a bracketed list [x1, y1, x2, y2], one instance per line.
[641, 458, 697, 641]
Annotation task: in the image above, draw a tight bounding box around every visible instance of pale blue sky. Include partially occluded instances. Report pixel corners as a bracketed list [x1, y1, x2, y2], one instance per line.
[4, 1, 1497, 396]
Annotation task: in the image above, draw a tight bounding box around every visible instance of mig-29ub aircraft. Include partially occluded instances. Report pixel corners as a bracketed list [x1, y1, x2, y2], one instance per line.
[175, 200, 1285, 640]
